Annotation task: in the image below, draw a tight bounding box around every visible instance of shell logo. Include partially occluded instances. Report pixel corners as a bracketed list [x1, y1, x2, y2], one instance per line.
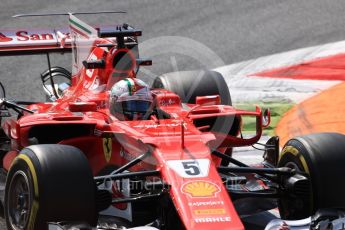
[182, 181, 221, 198]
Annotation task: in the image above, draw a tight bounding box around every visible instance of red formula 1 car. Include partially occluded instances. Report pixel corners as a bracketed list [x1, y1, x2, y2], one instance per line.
[1, 14, 345, 230]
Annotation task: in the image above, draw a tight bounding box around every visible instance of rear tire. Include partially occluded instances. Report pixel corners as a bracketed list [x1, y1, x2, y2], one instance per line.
[4, 144, 97, 230]
[278, 132, 345, 219]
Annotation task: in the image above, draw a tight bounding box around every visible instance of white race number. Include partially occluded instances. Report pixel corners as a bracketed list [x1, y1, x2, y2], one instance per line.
[167, 159, 210, 178]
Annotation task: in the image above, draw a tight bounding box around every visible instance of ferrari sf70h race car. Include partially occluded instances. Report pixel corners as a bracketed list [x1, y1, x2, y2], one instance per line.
[0, 13, 345, 230]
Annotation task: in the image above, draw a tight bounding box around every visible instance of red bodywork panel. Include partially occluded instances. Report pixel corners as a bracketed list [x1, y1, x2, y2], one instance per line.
[0, 22, 267, 230]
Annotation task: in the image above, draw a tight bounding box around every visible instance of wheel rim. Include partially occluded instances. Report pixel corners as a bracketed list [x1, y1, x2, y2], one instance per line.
[7, 171, 32, 230]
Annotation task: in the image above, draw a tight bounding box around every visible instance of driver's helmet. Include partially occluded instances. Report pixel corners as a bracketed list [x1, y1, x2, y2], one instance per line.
[109, 78, 153, 120]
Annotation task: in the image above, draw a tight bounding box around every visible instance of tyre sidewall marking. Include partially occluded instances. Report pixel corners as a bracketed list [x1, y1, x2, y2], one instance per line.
[280, 145, 310, 174]
[16, 155, 39, 230]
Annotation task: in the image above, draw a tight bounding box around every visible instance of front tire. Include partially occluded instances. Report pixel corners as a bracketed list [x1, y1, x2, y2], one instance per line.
[4, 144, 97, 230]
[278, 132, 345, 219]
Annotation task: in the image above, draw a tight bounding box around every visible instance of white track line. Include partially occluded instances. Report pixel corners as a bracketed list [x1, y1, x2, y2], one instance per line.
[220, 41, 345, 161]
[215, 40, 345, 103]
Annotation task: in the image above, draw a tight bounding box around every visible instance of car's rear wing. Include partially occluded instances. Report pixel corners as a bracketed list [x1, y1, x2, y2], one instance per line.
[0, 28, 73, 56]
[0, 25, 141, 56]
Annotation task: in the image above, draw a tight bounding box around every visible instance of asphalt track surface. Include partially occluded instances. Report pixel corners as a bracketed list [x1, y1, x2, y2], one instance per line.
[1, 0, 345, 229]
[1, 0, 345, 100]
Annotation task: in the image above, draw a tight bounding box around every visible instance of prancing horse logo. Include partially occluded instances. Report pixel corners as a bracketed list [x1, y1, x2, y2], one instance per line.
[103, 137, 112, 162]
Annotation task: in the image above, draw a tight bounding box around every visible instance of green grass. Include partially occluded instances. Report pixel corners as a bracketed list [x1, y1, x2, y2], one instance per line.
[234, 102, 294, 136]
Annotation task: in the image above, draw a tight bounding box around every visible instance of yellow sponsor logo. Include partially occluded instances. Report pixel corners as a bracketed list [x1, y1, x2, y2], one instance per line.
[103, 137, 112, 162]
[194, 209, 226, 215]
[182, 181, 220, 198]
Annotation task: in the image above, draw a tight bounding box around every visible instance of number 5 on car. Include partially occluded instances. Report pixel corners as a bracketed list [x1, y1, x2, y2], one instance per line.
[167, 159, 210, 178]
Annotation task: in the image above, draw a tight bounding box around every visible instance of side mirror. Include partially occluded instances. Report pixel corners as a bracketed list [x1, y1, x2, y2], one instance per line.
[136, 58, 152, 66]
[82, 59, 105, 69]
[195, 95, 221, 106]
[262, 108, 271, 128]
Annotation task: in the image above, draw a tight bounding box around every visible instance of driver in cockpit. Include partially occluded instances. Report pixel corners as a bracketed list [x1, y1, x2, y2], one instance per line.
[109, 78, 153, 121]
